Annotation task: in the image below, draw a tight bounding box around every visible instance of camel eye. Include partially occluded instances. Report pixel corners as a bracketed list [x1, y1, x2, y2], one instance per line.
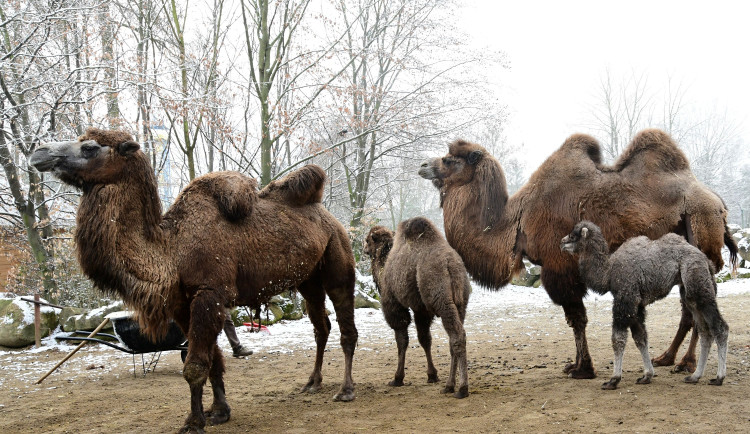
[81, 143, 100, 157]
[442, 158, 453, 166]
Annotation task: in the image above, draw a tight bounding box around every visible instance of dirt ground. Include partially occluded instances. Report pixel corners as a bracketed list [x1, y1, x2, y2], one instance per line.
[1, 288, 749, 433]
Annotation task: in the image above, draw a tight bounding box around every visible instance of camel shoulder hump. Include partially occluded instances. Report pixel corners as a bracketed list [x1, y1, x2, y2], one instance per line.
[259, 165, 327, 206]
[182, 171, 258, 221]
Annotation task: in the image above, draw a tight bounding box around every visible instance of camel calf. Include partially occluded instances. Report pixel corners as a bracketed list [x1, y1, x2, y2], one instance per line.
[561, 221, 729, 390]
[364, 217, 472, 398]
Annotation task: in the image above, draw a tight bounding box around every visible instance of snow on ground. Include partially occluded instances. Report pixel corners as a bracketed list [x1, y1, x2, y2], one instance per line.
[1, 279, 749, 388]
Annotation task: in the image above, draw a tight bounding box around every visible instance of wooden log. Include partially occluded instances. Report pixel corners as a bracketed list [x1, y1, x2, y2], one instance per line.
[35, 318, 110, 385]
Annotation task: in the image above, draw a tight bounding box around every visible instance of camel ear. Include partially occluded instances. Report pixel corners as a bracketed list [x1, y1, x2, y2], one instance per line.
[581, 227, 589, 239]
[467, 150, 483, 165]
[118, 140, 140, 156]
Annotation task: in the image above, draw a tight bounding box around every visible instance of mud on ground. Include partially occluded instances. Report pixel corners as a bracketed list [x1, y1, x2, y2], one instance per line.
[1, 289, 749, 433]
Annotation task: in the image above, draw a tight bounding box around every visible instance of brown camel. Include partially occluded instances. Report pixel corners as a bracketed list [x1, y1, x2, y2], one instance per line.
[418, 129, 737, 379]
[29, 128, 358, 434]
[364, 217, 471, 398]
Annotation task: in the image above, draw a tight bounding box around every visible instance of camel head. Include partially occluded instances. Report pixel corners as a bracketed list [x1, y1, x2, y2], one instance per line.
[561, 221, 601, 254]
[419, 139, 508, 230]
[29, 128, 141, 188]
[418, 140, 488, 189]
[363, 225, 394, 261]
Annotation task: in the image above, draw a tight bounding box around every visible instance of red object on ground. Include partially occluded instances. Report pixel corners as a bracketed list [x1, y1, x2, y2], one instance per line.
[243, 322, 270, 334]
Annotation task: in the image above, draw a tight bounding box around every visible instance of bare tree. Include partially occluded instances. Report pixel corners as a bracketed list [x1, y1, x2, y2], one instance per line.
[0, 1, 111, 297]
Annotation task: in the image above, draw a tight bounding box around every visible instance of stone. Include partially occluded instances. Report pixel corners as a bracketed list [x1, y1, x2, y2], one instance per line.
[0, 297, 60, 348]
[63, 301, 123, 332]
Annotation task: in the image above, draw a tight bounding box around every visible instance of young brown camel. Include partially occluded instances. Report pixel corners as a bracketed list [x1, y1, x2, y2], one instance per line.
[418, 129, 736, 379]
[29, 129, 357, 434]
[364, 217, 471, 398]
[562, 221, 728, 389]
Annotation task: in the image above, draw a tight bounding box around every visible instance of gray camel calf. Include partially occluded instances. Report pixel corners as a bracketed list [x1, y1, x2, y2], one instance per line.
[561, 221, 728, 390]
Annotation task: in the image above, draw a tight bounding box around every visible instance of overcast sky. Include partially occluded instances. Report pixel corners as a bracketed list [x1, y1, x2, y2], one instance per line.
[459, 0, 750, 170]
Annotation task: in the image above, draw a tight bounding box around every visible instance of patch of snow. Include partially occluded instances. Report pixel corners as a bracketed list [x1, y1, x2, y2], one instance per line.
[1, 279, 748, 389]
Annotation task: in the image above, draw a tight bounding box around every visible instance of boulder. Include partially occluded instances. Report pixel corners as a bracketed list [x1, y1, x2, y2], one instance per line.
[0, 297, 60, 348]
[511, 260, 541, 287]
[63, 301, 123, 332]
[737, 236, 750, 263]
[354, 290, 381, 309]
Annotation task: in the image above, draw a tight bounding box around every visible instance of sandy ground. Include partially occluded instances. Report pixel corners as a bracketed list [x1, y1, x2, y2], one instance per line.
[1, 284, 750, 433]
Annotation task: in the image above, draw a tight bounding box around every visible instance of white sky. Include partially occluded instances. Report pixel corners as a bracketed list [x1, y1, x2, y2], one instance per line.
[459, 0, 750, 170]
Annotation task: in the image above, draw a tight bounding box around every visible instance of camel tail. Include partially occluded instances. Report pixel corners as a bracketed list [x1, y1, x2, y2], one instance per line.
[259, 164, 327, 206]
[724, 224, 738, 270]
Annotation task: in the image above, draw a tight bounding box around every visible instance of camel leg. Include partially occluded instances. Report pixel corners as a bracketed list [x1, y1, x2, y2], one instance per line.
[382, 297, 411, 387]
[560, 300, 596, 379]
[439, 305, 468, 399]
[711, 314, 729, 386]
[413, 310, 439, 383]
[326, 280, 358, 402]
[631, 310, 654, 385]
[653, 291, 692, 368]
[299, 285, 329, 394]
[204, 343, 230, 425]
[684, 325, 711, 384]
[603, 327, 628, 390]
[180, 288, 225, 434]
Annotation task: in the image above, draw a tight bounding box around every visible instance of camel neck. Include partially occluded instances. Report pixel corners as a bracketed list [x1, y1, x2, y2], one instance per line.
[75, 166, 172, 303]
[577, 235, 611, 295]
[441, 186, 519, 289]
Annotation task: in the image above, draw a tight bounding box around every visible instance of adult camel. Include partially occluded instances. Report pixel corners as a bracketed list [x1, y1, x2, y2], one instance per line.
[418, 129, 736, 378]
[30, 128, 357, 433]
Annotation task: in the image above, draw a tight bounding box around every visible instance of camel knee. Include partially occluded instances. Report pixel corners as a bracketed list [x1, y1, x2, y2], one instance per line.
[183, 361, 209, 386]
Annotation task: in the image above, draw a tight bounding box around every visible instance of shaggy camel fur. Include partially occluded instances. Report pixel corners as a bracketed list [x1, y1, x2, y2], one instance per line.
[29, 129, 357, 434]
[364, 217, 471, 398]
[561, 221, 729, 389]
[418, 129, 737, 379]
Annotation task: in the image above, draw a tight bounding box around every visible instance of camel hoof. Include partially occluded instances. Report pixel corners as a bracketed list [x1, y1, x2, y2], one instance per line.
[301, 380, 322, 394]
[204, 406, 230, 426]
[453, 386, 469, 399]
[601, 379, 619, 390]
[684, 375, 699, 384]
[635, 375, 652, 385]
[388, 378, 404, 387]
[562, 362, 576, 374]
[567, 367, 596, 379]
[441, 385, 455, 394]
[651, 354, 675, 367]
[178, 425, 205, 434]
[427, 373, 439, 383]
[672, 361, 696, 374]
[709, 377, 724, 386]
[333, 389, 355, 402]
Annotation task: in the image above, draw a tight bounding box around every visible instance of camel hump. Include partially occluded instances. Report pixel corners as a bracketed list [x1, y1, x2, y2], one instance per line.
[193, 172, 258, 221]
[559, 133, 603, 165]
[399, 217, 438, 241]
[612, 129, 689, 172]
[259, 165, 327, 206]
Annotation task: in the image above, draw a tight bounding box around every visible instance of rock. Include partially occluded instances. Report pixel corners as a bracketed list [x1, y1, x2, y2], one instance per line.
[737, 236, 750, 263]
[355, 290, 381, 309]
[58, 307, 86, 329]
[63, 301, 123, 332]
[0, 297, 60, 348]
[270, 294, 305, 320]
[511, 260, 541, 287]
